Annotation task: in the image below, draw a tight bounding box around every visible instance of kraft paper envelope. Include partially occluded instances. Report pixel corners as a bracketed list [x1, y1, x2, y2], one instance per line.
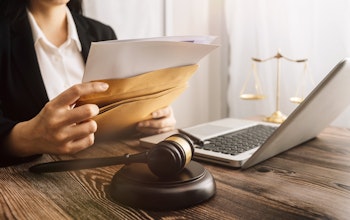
[77, 64, 198, 137]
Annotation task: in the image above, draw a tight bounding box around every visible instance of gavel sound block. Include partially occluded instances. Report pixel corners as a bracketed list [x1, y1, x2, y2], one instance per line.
[30, 134, 216, 210]
[110, 161, 216, 210]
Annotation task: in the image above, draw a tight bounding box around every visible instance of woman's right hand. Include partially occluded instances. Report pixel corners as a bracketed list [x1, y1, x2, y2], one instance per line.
[5, 82, 109, 157]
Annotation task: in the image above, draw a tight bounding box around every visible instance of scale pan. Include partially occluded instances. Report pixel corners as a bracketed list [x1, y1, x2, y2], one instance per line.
[290, 97, 304, 104]
[240, 94, 265, 100]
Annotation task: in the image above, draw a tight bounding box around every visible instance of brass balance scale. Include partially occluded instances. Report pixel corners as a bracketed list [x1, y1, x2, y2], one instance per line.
[240, 50, 312, 124]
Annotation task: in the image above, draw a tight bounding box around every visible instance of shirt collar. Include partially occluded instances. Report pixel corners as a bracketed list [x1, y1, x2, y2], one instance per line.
[27, 7, 82, 51]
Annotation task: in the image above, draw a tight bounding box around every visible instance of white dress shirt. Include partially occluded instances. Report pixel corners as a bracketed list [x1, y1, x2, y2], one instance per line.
[27, 8, 85, 100]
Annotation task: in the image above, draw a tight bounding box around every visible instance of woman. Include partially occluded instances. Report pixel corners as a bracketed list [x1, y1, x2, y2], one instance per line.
[0, 0, 176, 165]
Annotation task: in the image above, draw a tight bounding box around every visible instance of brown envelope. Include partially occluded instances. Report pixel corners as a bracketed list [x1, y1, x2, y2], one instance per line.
[77, 64, 199, 137]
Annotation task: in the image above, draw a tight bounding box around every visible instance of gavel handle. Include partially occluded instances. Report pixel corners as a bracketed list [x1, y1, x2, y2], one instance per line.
[29, 152, 148, 173]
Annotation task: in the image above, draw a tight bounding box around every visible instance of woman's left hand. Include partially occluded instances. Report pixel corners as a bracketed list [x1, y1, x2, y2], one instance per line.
[136, 106, 176, 135]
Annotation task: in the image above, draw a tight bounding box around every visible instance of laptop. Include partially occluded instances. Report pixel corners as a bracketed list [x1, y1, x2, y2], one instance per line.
[140, 58, 350, 169]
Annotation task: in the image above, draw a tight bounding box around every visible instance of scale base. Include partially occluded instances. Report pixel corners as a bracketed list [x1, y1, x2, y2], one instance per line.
[265, 110, 287, 124]
[110, 161, 216, 210]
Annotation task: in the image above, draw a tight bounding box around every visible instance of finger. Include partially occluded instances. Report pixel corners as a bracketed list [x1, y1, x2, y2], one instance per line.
[63, 119, 98, 142]
[69, 133, 96, 154]
[138, 118, 175, 129]
[152, 106, 172, 119]
[51, 82, 109, 108]
[136, 125, 175, 135]
[63, 104, 100, 125]
[47, 121, 97, 155]
[55, 133, 96, 155]
[43, 119, 97, 146]
[137, 117, 176, 135]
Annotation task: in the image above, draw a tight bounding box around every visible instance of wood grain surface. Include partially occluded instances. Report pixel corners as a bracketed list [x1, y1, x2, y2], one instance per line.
[1, 126, 349, 219]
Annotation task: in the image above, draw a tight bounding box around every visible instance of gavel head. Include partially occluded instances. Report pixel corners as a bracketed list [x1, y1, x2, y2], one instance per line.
[147, 133, 194, 178]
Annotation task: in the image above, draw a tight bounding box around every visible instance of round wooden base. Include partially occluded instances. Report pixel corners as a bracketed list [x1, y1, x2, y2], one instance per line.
[110, 161, 216, 210]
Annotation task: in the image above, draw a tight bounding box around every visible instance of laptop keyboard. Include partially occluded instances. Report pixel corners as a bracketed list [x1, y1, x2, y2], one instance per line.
[196, 124, 277, 156]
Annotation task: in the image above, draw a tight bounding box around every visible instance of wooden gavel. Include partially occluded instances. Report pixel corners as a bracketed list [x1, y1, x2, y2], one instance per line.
[29, 133, 194, 178]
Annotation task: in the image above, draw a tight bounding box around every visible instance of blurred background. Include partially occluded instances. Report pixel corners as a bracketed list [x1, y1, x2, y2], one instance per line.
[83, 0, 350, 128]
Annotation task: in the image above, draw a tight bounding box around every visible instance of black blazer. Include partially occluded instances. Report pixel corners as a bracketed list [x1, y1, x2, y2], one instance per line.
[0, 11, 117, 165]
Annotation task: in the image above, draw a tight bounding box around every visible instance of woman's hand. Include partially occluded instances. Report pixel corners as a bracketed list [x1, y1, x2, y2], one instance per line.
[136, 106, 176, 135]
[5, 82, 109, 157]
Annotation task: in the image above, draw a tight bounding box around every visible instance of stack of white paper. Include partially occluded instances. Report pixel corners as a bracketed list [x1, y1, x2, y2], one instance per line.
[83, 35, 219, 82]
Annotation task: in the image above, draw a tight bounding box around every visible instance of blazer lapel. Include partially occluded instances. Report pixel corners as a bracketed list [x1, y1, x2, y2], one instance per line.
[73, 14, 92, 62]
[11, 14, 49, 108]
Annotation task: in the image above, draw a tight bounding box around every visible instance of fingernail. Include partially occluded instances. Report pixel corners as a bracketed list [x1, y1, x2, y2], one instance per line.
[100, 83, 109, 90]
[139, 121, 150, 127]
[152, 112, 159, 118]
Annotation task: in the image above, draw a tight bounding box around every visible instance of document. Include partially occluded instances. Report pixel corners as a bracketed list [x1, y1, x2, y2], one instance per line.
[82, 35, 218, 82]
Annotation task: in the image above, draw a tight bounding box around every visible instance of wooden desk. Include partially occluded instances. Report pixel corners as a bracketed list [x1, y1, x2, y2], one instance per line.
[1, 126, 350, 219]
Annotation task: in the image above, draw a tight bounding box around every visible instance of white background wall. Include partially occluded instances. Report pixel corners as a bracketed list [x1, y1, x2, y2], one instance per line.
[164, 0, 228, 127]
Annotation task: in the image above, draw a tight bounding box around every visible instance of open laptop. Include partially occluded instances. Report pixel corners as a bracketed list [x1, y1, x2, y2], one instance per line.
[140, 58, 350, 169]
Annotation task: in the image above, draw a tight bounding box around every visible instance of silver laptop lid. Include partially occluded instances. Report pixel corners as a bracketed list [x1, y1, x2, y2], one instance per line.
[242, 57, 350, 168]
